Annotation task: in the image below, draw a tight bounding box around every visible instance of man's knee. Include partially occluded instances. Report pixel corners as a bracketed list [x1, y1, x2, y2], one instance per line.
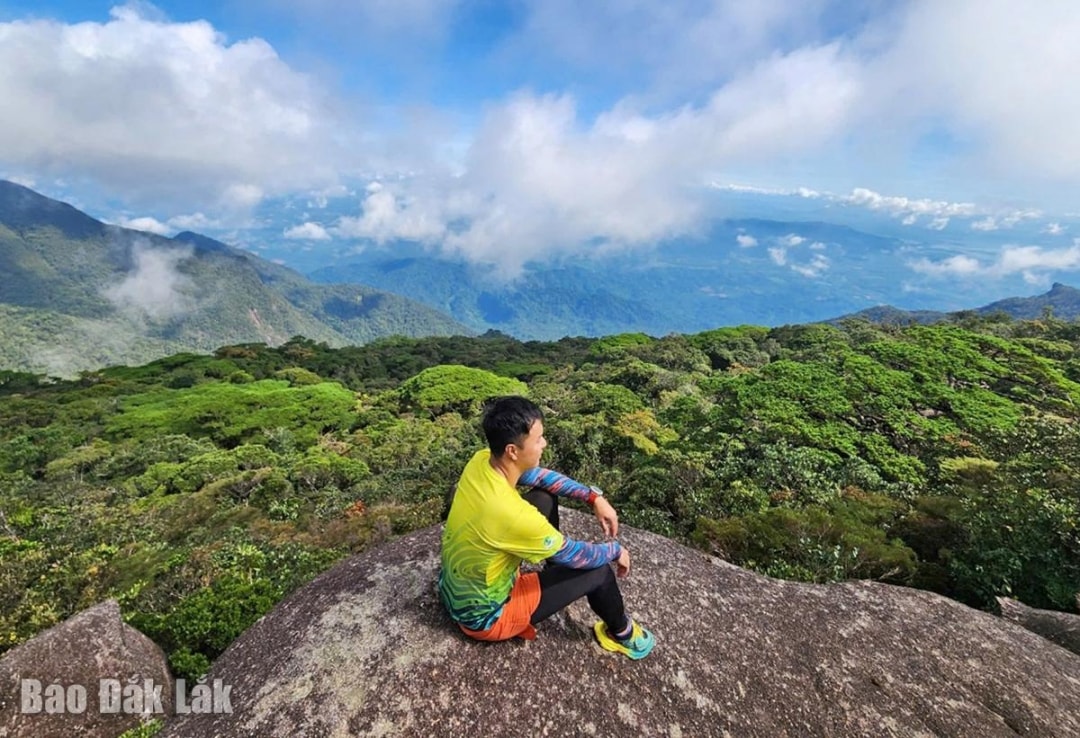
[582, 563, 616, 592]
[523, 489, 556, 517]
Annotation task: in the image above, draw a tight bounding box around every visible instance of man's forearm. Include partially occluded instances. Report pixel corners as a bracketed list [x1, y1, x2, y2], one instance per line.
[548, 537, 622, 569]
[518, 467, 596, 503]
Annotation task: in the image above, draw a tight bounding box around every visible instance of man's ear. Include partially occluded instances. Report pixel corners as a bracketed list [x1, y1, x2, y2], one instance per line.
[504, 443, 519, 462]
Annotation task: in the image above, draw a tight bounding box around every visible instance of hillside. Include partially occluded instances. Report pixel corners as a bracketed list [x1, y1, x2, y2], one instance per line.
[1, 317, 1078, 688]
[0, 180, 471, 375]
[832, 283, 1080, 325]
[311, 256, 671, 338]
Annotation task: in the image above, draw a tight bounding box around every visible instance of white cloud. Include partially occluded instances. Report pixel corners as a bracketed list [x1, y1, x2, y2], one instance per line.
[909, 240, 1080, 279]
[872, 0, 1080, 191]
[720, 181, 1046, 232]
[222, 184, 265, 210]
[0, 5, 351, 212]
[115, 215, 171, 235]
[1044, 222, 1066, 236]
[512, 1, 840, 104]
[2, 173, 36, 189]
[699, 286, 728, 298]
[908, 254, 982, 277]
[306, 184, 351, 209]
[844, 187, 977, 223]
[769, 243, 828, 277]
[377, 39, 859, 274]
[6, 1, 1080, 276]
[970, 210, 1041, 231]
[716, 183, 821, 198]
[703, 43, 862, 163]
[102, 239, 194, 320]
[791, 253, 829, 278]
[167, 213, 218, 231]
[809, 241, 826, 251]
[334, 182, 448, 245]
[284, 222, 332, 240]
[996, 243, 1080, 273]
[736, 234, 758, 248]
[750, 7, 1080, 215]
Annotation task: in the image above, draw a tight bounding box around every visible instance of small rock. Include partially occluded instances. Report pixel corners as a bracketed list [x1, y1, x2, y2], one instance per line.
[0, 599, 173, 738]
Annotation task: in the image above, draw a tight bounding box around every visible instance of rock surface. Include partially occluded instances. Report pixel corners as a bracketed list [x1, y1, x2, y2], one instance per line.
[0, 599, 173, 738]
[164, 510, 1080, 737]
[997, 596, 1080, 657]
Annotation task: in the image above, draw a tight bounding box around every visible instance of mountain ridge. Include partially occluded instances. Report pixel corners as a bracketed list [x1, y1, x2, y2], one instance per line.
[829, 282, 1080, 325]
[0, 180, 471, 376]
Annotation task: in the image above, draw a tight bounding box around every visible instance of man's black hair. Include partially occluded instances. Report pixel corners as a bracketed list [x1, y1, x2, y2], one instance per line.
[482, 396, 543, 457]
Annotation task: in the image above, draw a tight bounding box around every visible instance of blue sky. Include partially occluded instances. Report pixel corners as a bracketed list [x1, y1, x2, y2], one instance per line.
[1, 1, 1080, 280]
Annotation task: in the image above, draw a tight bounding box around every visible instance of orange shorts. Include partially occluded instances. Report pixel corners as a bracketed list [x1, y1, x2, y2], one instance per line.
[458, 572, 541, 642]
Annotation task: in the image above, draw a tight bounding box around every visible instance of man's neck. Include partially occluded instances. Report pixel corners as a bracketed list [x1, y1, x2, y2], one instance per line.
[488, 454, 521, 488]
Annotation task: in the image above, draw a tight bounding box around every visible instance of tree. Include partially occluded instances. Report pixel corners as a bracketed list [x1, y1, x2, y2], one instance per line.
[397, 365, 527, 416]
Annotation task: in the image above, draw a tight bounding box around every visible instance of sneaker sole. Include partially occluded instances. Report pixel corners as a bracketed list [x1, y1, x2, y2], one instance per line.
[593, 622, 654, 660]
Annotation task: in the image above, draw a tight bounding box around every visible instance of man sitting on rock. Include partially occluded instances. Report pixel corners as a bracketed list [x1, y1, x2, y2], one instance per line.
[438, 395, 655, 659]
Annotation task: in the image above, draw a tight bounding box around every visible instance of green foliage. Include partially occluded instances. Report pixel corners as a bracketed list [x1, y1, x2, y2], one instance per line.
[43, 439, 114, 482]
[580, 382, 645, 418]
[397, 364, 527, 416]
[106, 380, 356, 446]
[589, 332, 653, 359]
[0, 369, 42, 394]
[689, 325, 775, 370]
[694, 493, 917, 583]
[274, 367, 325, 386]
[938, 456, 1000, 484]
[4, 316, 1080, 679]
[130, 576, 281, 679]
[117, 720, 164, 738]
[612, 409, 678, 455]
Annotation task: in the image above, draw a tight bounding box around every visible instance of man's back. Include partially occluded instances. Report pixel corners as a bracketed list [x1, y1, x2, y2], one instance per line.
[439, 448, 562, 631]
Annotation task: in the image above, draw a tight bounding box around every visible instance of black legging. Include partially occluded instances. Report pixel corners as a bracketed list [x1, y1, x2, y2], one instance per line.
[522, 489, 628, 635]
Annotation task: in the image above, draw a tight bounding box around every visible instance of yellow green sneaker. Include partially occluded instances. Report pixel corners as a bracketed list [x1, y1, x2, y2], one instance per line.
[593, 620, 655, 660]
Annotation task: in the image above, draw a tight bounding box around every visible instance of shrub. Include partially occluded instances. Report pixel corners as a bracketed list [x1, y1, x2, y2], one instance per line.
[398, 365, 527, 416]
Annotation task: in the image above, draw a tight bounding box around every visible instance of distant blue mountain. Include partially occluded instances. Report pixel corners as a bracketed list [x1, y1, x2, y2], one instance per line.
[306, 210, 1080, 339]
[307, 219, 951, 339]
[830, 283, 1080, 325]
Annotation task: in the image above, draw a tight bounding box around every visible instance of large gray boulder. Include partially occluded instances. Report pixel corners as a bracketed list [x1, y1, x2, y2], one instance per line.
[997, 596, 1080, 657]
[0, 599, 173, 738]
[165, 510, 1080, 737]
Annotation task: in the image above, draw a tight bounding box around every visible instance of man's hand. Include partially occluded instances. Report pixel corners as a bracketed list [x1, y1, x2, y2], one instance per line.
[593, 495, 619, 538]
[615, 548, 631, 578]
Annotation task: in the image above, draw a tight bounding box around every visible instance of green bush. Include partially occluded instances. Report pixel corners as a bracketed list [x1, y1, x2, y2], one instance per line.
[106, 380, 356, 447]
[693, 495, 917, 584]
[398, 365, 527, 416]
[129, 576, 282, 681]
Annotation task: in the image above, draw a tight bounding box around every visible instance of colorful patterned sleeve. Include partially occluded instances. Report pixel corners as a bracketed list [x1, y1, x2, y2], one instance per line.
[548, 537, 622, 569]
[518, 466, 594, 503]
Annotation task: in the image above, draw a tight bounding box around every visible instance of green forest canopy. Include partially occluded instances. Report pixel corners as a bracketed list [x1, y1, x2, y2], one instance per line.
[2, 316, 1079, 680]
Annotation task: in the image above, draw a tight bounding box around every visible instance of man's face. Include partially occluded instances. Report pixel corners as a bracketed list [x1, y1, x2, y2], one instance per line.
[513, 419, 547, 468]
